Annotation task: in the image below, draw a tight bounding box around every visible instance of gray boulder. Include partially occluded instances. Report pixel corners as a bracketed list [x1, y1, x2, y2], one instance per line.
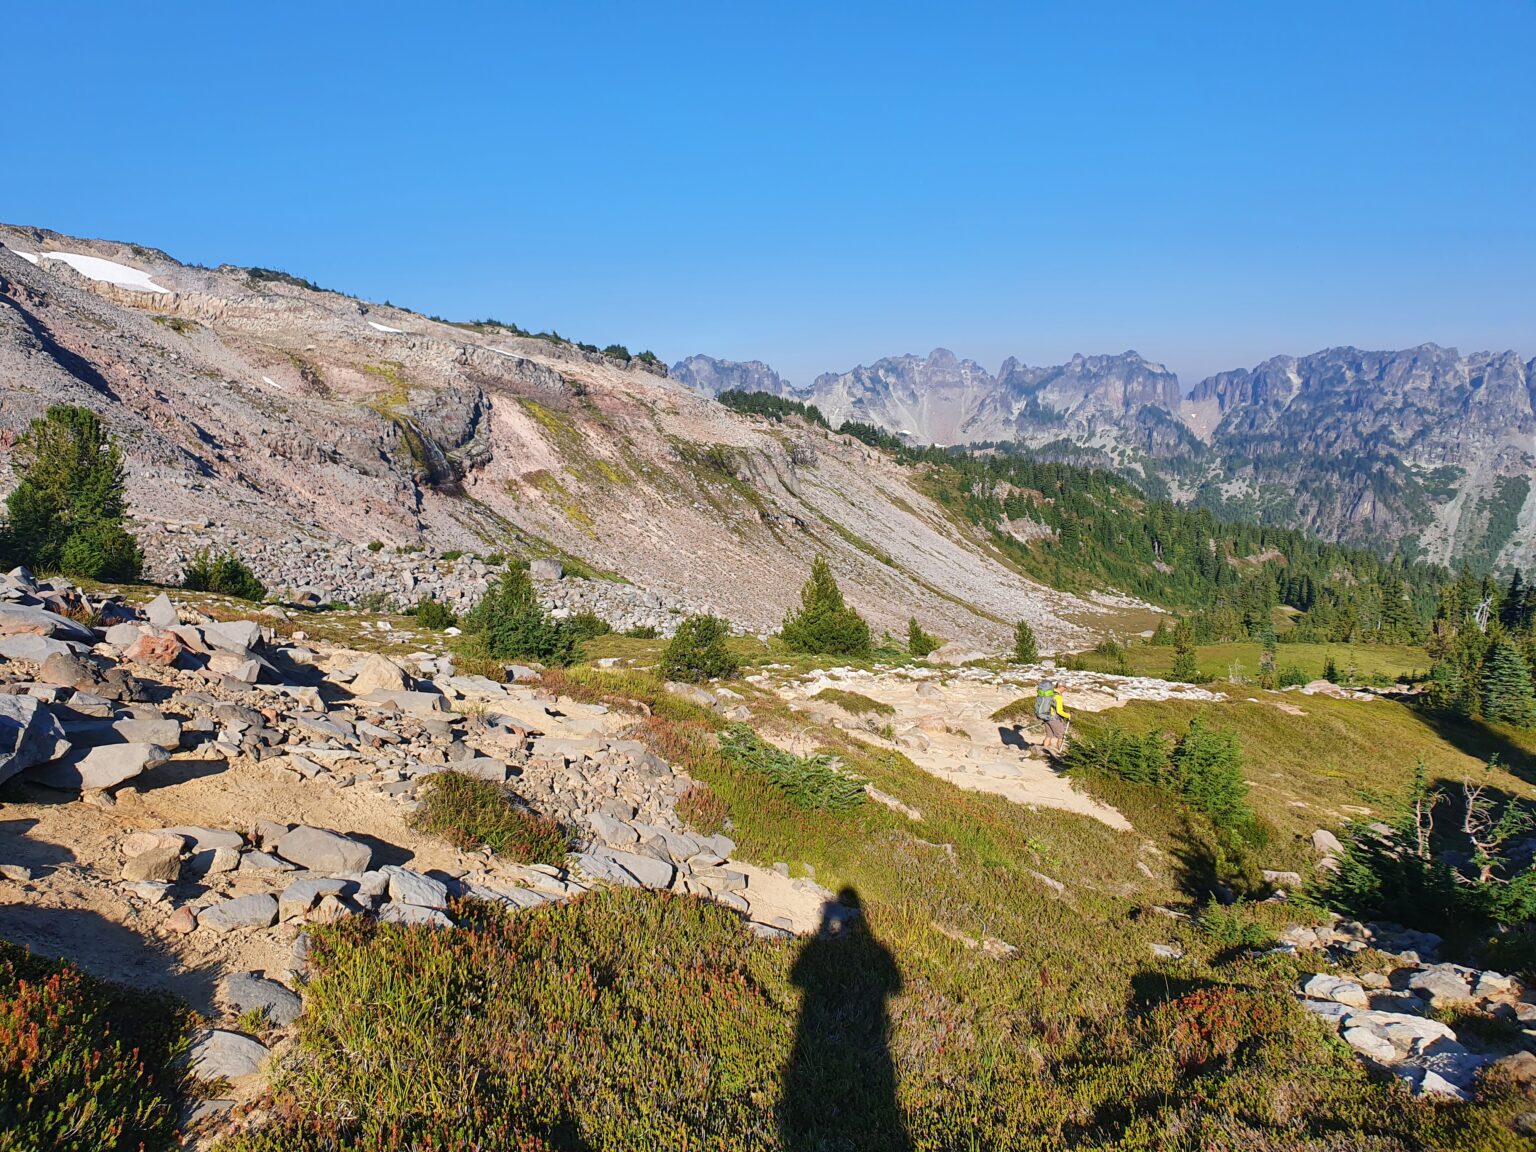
[201, 620, 264, 653]
[0, 694, 71, 787]
[222, 973, 302, 1026]
[103, 623, 144, 649]
[382, 865, 448, 909]
[144, 593, 179, 629]
[598, 848, 675, 890]
[0, 634, 79, 662]
[379, 903, 453, 927]
[189, 1029, 269, 1079]
[275, 826, 372, 874]
[32, 742, 169, 791]
[590, 811, 640, 846]
[198, 894, 279, 934]
[0, 603, 96, 643]
[351, 654, 412, 695]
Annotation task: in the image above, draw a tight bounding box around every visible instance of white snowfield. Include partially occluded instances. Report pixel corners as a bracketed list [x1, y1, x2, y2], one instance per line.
[14, 250, 169, 293]
[367, 320, 403, 333]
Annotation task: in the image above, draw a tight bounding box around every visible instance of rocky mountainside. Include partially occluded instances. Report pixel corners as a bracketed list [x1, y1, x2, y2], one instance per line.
[674, 344, 1536, 572]
[0, 225, 1104, 650]
[671, 354, 796, 399]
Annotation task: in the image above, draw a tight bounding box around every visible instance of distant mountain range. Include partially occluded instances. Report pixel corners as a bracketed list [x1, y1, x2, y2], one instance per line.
[673, 345, 1536, 573]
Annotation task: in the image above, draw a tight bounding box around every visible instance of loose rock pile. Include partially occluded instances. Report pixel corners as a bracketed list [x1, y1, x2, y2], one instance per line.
[132, 524, 699, 633]
[0, 567, 838, 1087]
[1289, 916, 1536, 1102]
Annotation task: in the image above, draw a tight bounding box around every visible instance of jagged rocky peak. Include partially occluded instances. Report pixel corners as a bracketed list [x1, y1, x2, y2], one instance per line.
[995, 350, 1182, 415]
[669, 354, 796, 398]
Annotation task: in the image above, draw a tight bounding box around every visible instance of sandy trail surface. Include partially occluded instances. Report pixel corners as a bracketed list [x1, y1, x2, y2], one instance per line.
[765, 665, 1227, 832]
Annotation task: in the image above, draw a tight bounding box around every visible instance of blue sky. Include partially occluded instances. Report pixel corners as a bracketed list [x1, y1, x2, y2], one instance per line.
[9, 1, 1533, 388]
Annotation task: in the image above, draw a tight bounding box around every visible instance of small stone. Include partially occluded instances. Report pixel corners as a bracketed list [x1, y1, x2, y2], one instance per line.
[279, 876, 348, 920]
[254, 822, 290, 852]
[206, 846, 241, 874]
[166, 905, 198, 934]
[1342, 1026, 1397, 1062]
[0, 864, 34, 882]
[1301, 973, 1370, 1009]
[121, 830, 186, 858]
[122, 844, 183, 883]
[239, 850, 296, 873]
[378, 902, 453, 927]
[223, 973, 302, 1027]
[199, 894, 279, 934]
[189, 1030, 269, 1080]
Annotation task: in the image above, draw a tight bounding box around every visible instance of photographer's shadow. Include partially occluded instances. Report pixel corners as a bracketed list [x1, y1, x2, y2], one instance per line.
[779, 888, 911, 1151]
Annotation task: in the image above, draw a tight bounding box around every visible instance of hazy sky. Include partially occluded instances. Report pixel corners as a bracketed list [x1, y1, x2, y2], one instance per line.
[9, 1, 1533, 389]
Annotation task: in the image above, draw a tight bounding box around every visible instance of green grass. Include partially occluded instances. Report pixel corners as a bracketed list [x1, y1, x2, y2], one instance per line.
[1066, 694, 1536, 871]
[813, 687, 896, 716]
[1067, 640, 1428, 685]
[411, 771, 570, 864]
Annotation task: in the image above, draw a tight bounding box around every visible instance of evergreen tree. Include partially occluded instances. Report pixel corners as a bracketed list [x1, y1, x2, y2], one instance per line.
[780, 556, 871, 656]
[1480, 640, 1536, 727]
[906, 617, 938, 658]
[1170, 622, 1199, 682]
[1012, 620, 1039, 664]
[2, 404, 141, 579]
[659, 615, 739, 683]
[1168, 718, 1251, 831]
[464, 565, 575, 666]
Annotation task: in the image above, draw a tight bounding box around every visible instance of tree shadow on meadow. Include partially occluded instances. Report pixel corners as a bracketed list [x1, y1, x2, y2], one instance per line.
[778, 888, 911, 1152]
[1409, 706, 1536, 788]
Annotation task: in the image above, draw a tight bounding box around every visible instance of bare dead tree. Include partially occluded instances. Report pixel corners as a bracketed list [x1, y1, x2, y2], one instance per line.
[1460, 781, 1532, 885]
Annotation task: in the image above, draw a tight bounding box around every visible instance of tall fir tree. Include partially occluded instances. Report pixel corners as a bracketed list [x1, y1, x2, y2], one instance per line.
[1480, 640, 1536, 727]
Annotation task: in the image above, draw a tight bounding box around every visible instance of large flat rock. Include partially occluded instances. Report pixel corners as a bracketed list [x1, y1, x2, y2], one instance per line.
[0, 694, 71, 787]
[30, 741, 169, 791]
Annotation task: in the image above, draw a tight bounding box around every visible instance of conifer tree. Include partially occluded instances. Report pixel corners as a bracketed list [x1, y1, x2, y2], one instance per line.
[780, 556, 871, 656]
[2, 404, 141, 579]
[1480, 640, 1536, 727]
[1012, 620, 1039, 664]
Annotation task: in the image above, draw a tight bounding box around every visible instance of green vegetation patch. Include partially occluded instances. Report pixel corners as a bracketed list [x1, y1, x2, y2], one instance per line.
[813, 687, 895, 717]
[718, 722, 867, 811]
[182, 550, 266, 602]
[0, 941, 189, 1152]
[411, 770, 569, 864]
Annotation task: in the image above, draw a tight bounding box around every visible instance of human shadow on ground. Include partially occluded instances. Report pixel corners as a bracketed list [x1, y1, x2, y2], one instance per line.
[0, 902, 219, 1016]
[0, 817, 76, 872]
[778, 887, 911, 1152]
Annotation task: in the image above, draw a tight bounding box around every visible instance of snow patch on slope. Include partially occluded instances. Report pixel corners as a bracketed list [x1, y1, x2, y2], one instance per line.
[16, 251, 169, 293]
[367, 320, 403, 333]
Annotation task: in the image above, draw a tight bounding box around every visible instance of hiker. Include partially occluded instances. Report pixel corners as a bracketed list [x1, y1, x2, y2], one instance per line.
[1034, 679, 1071, 753]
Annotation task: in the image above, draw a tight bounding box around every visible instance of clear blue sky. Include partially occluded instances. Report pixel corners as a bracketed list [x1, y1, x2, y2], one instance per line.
[9, 1, 1533, 388]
